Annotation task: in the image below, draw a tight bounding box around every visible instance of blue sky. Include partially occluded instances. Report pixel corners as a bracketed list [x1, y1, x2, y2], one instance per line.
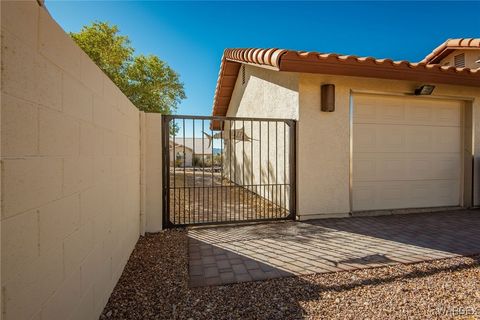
[46, 1, 479, 118]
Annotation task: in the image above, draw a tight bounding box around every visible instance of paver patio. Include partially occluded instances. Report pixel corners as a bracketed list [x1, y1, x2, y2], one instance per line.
[188, 210, 480, 287]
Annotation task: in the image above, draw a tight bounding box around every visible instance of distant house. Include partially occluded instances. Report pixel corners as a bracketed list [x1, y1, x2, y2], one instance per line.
[170, 138, 213, 167]
[169, 141, 193, 167]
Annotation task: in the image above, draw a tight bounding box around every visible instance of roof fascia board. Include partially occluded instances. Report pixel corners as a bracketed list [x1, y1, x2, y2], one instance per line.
[225, 59, 281, 71]
[279, 59, 480, 87]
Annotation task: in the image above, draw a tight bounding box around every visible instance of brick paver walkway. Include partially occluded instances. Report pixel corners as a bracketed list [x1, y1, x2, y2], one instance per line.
[188, 210, 480, 287]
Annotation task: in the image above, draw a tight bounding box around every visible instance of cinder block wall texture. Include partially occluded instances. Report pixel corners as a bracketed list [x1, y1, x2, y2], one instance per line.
[1, 1, 142, 319]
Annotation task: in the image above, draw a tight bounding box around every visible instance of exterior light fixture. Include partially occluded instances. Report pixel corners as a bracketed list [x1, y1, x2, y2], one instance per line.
[321, 84, 335, 112]
[414, 85, 435, 95]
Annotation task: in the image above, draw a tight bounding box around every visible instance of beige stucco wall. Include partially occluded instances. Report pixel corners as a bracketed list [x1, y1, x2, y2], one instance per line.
[225, 65, 298, 210]
[226, 64, 299, 119]
[438, 49, 480, 69]
[1, 2, 141, 319]
[0, 2, 3, 318]
[144, 113, 163, 232]
[298, 73, 480, 219]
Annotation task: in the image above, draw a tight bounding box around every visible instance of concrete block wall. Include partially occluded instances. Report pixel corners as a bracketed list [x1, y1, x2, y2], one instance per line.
[1, 1, 141, 319]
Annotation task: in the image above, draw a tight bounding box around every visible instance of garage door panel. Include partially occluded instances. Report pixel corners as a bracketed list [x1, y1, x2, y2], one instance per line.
[354, 103, 377, 121]
[406, 127, 433, 152]
[407, 126, 460, 153]
[408, 182, 432, 206]
[405, 99, 460, 126]
[354, 96, 461, 127]
[383, 105, 406, 121]
[354, 96, 405, 124]
[407, 180, 459, 208]
[355, 124, 460, 153]
[432, 157, 461, 179]
[353, 182, 407, 211]
[409, 158, 431, 179]
[354, 153, 460, 181]
[353, 185, 377, 210]
[353, 125, 377, 151]
[353, 180, 460, 211]
[354, 158, 376, 180]
[354, 124, 406, 152]
[353, 94, 462, 211]
[435, 105, 461, 126]
[407, 105, 432, 124]
[433, 127, 461, 152]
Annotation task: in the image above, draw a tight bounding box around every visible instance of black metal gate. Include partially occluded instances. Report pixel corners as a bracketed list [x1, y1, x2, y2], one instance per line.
[162, 115, 296, 228]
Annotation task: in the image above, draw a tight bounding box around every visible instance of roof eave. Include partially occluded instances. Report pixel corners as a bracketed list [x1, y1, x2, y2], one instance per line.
[280, 58, 480, 87]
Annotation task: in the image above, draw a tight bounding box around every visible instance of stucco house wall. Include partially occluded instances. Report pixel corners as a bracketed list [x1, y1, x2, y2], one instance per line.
[224, 65, 298, 209]
[226, 64, 299, 119]
[223, 63, 480, 220]
[1, 2, 141, 319]
[438, 49, 480, 69]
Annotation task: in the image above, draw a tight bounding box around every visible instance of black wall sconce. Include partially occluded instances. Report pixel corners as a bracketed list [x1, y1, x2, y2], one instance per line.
[321, 84, 335, 112]
[414, 84, 435, 95]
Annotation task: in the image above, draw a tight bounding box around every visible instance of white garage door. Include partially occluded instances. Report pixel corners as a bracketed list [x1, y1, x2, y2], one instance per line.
[352, 94, 462, 211]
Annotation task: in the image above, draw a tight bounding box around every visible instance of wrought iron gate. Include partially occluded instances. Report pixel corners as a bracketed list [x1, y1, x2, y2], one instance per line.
[162, 115, 296, 228]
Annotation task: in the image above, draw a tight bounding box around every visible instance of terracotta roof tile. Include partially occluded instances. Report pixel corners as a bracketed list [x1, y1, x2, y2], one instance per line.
[224, 48, 287, 68]
[211, 43, 480, 125]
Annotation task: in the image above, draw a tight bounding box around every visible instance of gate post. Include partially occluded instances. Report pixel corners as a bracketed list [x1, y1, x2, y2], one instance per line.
[142, 113, 164, 232]
[140, 111, 146, 235]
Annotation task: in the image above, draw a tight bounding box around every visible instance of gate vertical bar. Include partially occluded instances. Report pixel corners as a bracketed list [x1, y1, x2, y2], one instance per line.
[250, 120, 253, 220]
[229, 120, 232, 223]
[283, 122, 286, 214]
[274, 122, 278, 218]
[267, 122, 270, 218]
[259, 121, 262, 219]
[289, 120, 296, 219]
[192, 120, 196, 224]
[233, 120, 237, 221]
[161, 115, 171, 228]
[220, 121, 224, 221]
[202, 120, 205, 223]
[183, 119, 186, 224]
[242, 120, 245, 221]
[172, 118, 176, 224]
[211, 124, 214, 222]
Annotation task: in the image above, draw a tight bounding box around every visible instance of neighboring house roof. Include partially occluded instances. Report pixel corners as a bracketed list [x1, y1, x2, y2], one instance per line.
[171, 138, 212, 154]
[421, 38, 480, 64]
[212, 44, 480, 121]
[170, 140, 193, 152]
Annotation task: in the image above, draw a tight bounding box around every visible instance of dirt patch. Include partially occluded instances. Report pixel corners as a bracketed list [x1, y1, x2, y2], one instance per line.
[101, 230, 480, 320]
[169, 169, 289, 224]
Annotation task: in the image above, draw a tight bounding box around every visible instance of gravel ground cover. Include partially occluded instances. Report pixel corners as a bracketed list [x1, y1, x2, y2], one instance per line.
[101, 229, 480, 320]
